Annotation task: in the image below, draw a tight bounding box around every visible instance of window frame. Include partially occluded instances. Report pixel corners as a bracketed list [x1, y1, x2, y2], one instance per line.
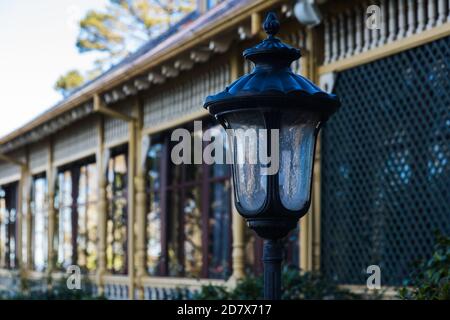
[145, 120, 233, 279]
[0, 182, 19, 270]
[54, 155, 98, 272]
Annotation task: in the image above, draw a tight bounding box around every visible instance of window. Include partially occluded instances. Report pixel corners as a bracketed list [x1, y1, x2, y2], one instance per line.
[106, 148, 128, 274]
[145, 123, 232, 279]
[31, 175, 48, 272]
[0, 182, 19, 269]
[55, 170, 73, 269]
[146, 141, 164, 275]
[77, 163, 98, 272]
[55, 158, 98, 272]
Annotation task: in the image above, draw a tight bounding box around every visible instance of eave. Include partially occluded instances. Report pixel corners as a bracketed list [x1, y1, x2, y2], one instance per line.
[0, 0, 283, 152]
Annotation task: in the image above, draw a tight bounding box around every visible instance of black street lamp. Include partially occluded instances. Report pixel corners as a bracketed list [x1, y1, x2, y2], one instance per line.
[204, 12, 340, 299]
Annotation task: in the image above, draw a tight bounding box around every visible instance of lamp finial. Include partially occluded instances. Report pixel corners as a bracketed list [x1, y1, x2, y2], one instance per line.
[263, 12, 280, 37]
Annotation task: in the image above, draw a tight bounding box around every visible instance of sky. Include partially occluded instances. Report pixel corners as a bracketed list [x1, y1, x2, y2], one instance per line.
[0, 0, 108, 138]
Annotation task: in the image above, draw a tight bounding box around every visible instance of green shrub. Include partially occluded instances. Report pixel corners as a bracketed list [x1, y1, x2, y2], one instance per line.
[1, 275, 105, 300]
[399, 233, 450, 300]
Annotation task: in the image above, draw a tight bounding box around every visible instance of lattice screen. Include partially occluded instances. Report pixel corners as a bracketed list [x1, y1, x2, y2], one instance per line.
[321, 36, 450, 285]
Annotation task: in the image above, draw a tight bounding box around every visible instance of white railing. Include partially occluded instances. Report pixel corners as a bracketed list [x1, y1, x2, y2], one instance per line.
[323, 0, 450, 65]
[102, 275, 129, 300]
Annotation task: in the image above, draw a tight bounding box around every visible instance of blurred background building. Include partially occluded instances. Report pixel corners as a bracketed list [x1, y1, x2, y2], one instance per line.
[0, 0, 449, 299]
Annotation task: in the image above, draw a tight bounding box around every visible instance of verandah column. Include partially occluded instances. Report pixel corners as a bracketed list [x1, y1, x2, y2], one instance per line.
[24, 154, 32, 273]
[127, 98, 138, 300]
[46, 140, 56, 277]
[230, 44, 245, 281]
[96, 116, 108, 296]
[300, 27, 323, 272]
[134, 99, 148, 300]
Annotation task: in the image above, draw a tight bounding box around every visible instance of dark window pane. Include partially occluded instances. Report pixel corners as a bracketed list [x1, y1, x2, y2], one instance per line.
[285, 227, 299, 268]
[0, 183, 19, 269]
[167, 190, 181, 276]
[208, 181, 231, 279]
[183, 187, 202, 278]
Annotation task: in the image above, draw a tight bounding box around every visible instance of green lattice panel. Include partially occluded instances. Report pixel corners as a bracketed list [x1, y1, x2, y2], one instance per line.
[321, 36, 450, 285]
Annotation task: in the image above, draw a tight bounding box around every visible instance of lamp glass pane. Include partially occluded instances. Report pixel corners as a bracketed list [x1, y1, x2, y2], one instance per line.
[224, 111, 267, 212]
[279, 111, 318, 211]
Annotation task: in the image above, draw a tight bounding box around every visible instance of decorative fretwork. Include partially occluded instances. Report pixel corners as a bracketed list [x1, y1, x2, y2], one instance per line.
[104, 103, 133, 146]
[53, 116, 98, 165]
[323, 0, 450, 65]
[29, 143, 48, 173]
[321, 36, 450, 285]
[0, 102, 93, 154]
[0, 149, 25, 182]
[143, 63, 230, 129]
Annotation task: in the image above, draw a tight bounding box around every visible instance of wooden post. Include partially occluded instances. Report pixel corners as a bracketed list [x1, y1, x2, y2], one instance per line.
[46, 140, 56, 276]
[300, 26, 322, 273]
[17, 164, 26, 275]
[96, 116, 108, 296]
[127, 99, 137, 300]
[134, 99, 147, 300]
[312, 134, 322, 271]
[25, 159, 32, 272]
[230, 44, 246, 281]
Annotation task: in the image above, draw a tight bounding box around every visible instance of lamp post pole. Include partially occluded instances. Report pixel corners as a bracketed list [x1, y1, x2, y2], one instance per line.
[263, 239, 283, 299]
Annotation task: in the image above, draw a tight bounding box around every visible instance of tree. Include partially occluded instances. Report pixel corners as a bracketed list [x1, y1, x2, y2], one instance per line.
[54, 70, 85, 97]
[55, 0, 195, 97]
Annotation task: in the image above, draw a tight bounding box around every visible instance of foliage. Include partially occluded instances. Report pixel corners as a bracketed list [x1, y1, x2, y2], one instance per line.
[398, 233, 450, 300]
[55, 0, 195, 95]
[193, 266, 364, 300]
[54, 69, 85, 97]
[0, 275, 105, 300]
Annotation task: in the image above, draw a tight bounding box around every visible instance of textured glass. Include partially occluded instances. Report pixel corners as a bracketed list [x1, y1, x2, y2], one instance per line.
[225, 111, 267, 212]
[279, 112, 318, 211]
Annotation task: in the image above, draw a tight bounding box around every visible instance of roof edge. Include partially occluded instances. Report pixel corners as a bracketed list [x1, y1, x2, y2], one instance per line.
[0, 0, 282, 147]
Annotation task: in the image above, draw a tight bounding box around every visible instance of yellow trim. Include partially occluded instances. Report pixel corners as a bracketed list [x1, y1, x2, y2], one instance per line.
[0, 174, 21, 186]
[318, 22, 450, 75]
[142, 109, 209, 136]
[30, 166, 47, 176]
[52, 149, 96, 168]
[127, 99, 138, 299]
[104, 137, 129, 150]
[141, 276, 226, 289]
[94, 94, 136, 122]
[0, 154, 26, 167]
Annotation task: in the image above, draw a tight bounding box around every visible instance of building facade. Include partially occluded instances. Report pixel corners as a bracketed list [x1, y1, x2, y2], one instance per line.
[0, 0, 449, 299]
